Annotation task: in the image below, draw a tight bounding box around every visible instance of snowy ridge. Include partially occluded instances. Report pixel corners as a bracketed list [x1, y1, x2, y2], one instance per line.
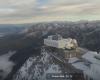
[13, 48, 62, 80]
[13, 47, 100, 80]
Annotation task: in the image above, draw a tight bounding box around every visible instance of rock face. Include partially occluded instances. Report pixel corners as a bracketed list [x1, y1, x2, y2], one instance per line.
[13, 46, 89, 80]
[13, 48, 63, 80]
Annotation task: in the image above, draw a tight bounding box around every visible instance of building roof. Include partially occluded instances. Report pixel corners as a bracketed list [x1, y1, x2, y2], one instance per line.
[48, 34, 62, 40]
[82, 51, 100, 65]
[72, 62, 89, 71]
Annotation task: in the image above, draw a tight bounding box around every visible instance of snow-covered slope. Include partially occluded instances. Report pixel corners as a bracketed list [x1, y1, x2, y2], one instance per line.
[13, 48, 63, 80]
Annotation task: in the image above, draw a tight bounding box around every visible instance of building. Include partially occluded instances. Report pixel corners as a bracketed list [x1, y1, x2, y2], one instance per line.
[44, 35, 100, 80]
[44, 34, 78, 50]
[71, 51, 100, 80]
[82, 52, 100, 80]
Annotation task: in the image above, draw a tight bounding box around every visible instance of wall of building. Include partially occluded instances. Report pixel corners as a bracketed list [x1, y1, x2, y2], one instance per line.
[44, 39, 77, 49]
[44, 39, 66, 48]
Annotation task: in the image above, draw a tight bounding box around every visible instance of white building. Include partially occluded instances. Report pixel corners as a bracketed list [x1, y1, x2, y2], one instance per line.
[44, 35, 78, 49]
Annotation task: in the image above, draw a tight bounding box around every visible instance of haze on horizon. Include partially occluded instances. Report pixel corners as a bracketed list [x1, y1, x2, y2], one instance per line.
[0, 0, 100, 24]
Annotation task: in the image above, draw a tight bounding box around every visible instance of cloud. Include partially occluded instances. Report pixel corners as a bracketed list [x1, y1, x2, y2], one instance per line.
[0, 0, 37, 18]
[0, 51, 16, 79]
[0, 8, 15, 14]
[37, 0, 100, 16]
[0, 0, 36, 6]
[0, 0, 100, 23]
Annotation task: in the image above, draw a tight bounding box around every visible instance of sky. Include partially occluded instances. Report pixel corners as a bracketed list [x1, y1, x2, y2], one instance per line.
[0, 0, 100, 24]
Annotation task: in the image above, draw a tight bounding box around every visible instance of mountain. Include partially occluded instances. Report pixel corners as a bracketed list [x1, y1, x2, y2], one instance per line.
[0, 23, 33, 34]
[12, 46, 86, 80]
[0, 21, 100, 80]
[23, 21, 100, 52]
[13, 48, 63, 80]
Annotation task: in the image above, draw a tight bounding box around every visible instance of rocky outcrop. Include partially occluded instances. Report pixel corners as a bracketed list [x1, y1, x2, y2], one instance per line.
[13, 48, 63, 80]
